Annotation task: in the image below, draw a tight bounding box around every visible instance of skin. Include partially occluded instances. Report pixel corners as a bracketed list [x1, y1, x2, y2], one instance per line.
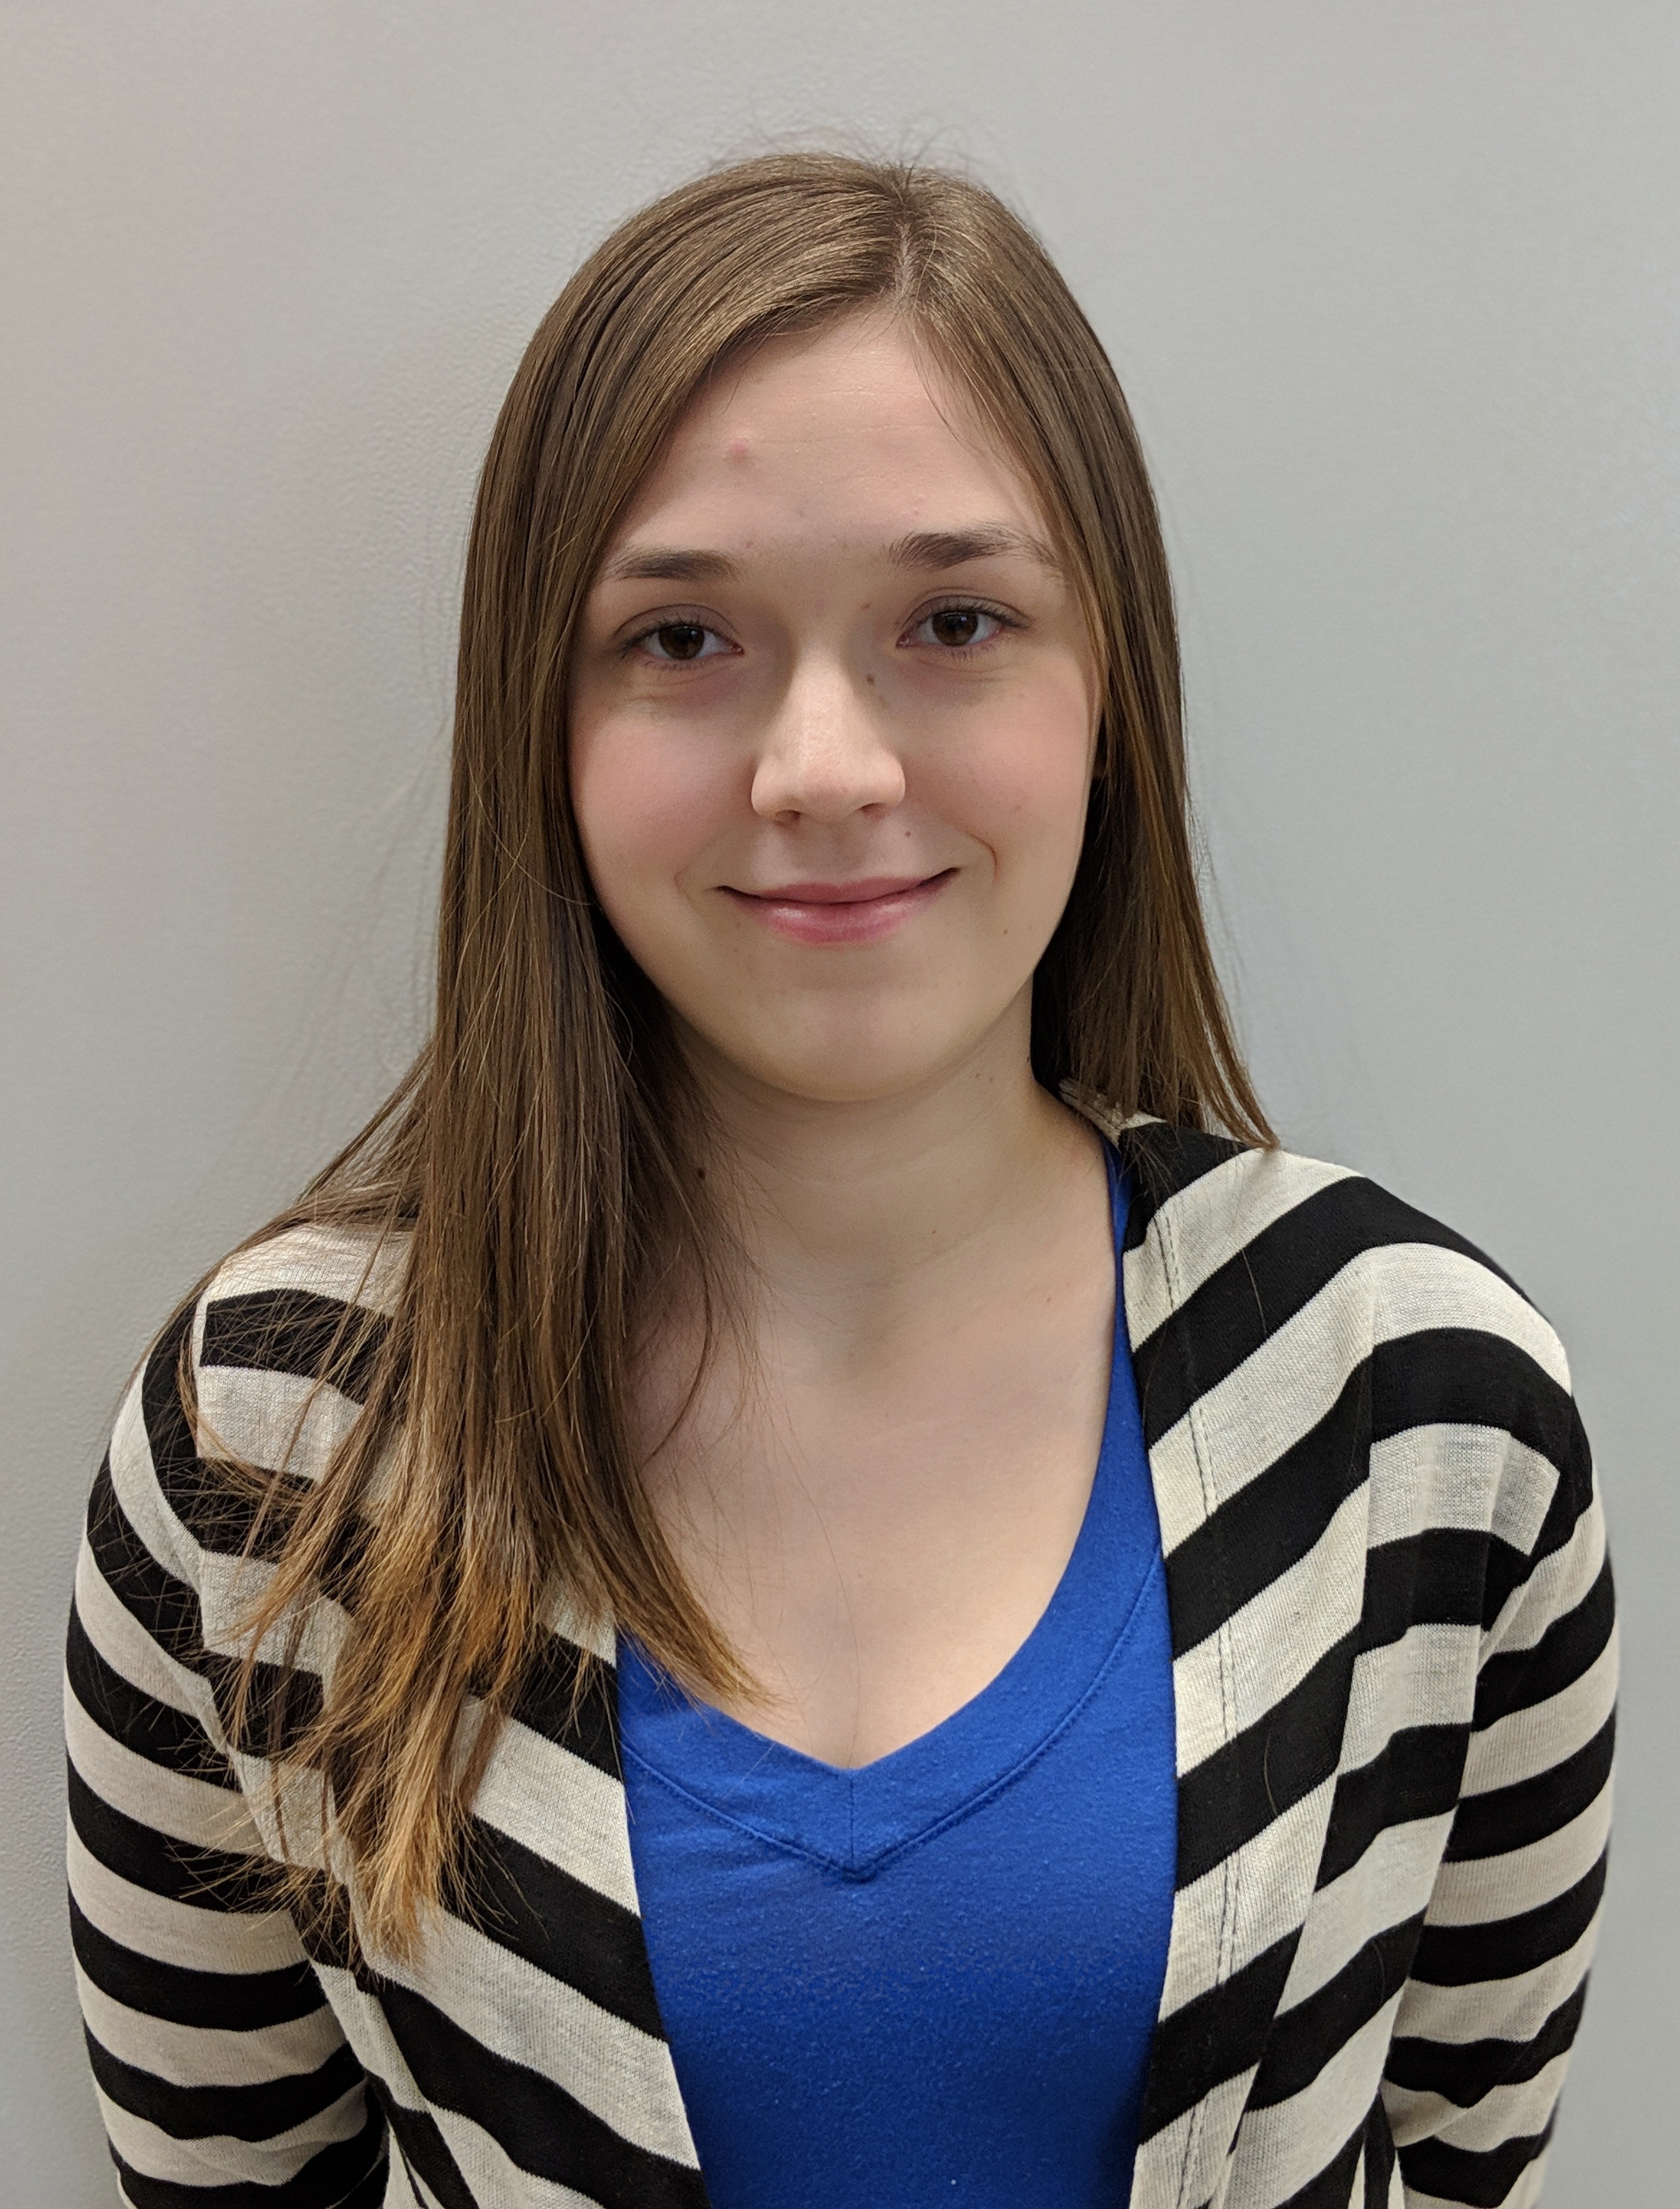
[568, 312, 1119, 1768]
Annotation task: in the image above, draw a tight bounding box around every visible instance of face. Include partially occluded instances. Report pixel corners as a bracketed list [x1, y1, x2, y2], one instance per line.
[567, 313, 1101, 1110]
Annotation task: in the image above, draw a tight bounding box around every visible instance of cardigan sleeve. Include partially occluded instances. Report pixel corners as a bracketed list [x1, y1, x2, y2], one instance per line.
[1380, 1356, 1616, 2209]
[64, 1323, 389, 2209]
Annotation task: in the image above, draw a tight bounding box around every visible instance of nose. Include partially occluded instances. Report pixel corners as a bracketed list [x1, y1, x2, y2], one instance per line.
[749, 652, 906, 824]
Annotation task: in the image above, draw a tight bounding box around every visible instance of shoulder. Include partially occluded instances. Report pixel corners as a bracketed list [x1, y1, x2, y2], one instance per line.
[1116, 1118, 1569, 1387]
[1115, 1123, 1594, 1606]
[1112, 1125, 1584, 1559]
[189, 1218, 411, 1481]
[91, 1218, 408, 1655]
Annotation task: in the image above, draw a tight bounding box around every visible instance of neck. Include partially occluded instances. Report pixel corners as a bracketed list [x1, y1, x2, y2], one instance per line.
[680, 997, 1101, 1334]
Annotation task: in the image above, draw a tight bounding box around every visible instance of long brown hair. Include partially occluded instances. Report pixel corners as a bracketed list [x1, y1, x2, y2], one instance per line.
[214, 150, 1271, 1955]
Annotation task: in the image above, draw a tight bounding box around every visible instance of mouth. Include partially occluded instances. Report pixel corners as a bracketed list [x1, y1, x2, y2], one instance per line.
[721, 870, 956, 946]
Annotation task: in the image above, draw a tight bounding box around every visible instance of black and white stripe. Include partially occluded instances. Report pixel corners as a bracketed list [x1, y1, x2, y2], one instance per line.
[66, 1123, 1613, 2207]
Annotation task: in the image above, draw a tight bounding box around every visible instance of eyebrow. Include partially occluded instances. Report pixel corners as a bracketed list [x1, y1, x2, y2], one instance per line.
[886, 526, 1062, 574]
[597, 525, 1060, 587]
[598, 546, 740, 584]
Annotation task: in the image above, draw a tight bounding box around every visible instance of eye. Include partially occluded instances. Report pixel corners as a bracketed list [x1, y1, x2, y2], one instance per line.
[908, 604, 1010, 652]
[633, 620, 734, 664]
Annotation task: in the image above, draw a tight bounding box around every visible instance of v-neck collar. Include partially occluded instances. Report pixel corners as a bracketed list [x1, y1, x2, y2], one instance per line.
[616, 1147, 1158, 1880]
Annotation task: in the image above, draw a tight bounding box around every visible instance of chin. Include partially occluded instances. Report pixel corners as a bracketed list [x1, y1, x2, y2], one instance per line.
[673, 973, 1030, 1110]
[724, 1010, 1000, 1110]
[756, 1059, 939, 1108]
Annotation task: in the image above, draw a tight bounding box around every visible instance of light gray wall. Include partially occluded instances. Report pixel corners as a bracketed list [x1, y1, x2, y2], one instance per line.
[4, 3, 1674, 2197]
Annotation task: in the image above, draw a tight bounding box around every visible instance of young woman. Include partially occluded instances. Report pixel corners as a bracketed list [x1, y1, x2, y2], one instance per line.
[66, 155, 1614, 2209]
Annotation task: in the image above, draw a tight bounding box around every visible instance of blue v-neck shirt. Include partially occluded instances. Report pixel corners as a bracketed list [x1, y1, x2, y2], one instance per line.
[617, 1156, 1176, 2207]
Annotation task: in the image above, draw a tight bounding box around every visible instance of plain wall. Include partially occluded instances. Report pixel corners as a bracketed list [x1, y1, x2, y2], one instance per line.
[4, 3, 1675, 2198]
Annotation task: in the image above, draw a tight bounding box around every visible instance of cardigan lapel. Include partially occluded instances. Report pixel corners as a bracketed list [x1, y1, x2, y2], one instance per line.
[1100, 1115, 1369, 2209]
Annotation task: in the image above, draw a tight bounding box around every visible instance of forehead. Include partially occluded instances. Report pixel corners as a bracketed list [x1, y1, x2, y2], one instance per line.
[608, 313, 1051, 551]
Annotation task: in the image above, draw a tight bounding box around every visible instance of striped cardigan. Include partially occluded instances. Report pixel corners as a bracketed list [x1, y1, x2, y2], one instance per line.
[66, 1120, 1616, 2209]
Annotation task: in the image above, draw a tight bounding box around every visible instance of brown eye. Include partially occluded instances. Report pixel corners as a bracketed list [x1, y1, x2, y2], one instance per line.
[913, 605, 1005, 651]
[652, 622, 709, 660]
[929, 608, 983, 647]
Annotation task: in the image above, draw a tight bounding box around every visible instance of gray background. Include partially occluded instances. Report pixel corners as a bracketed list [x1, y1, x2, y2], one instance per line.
[4, 2, 1674, 2198]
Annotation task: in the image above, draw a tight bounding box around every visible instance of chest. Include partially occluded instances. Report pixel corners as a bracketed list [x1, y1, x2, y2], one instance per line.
[641, 1219, 1118, 1767]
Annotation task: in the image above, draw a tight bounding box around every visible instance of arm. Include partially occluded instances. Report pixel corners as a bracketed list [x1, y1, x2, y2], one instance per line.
[66, 1326, 388, 2208]
[1382, 1376, 1616, 2208]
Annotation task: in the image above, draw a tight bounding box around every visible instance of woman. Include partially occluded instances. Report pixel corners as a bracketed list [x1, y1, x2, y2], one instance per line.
[66, 154, 1613, 2209]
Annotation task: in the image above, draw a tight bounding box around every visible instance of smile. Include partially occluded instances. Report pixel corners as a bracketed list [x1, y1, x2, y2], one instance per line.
[722, 871, 955, 945]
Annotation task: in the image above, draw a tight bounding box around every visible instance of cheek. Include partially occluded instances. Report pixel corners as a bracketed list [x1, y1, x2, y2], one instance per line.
[569, 717, 736, 921]
[938, 682, 1096, 882]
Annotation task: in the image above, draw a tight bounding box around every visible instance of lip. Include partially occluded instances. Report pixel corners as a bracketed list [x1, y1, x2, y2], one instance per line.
[722, 870, 954, 945]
